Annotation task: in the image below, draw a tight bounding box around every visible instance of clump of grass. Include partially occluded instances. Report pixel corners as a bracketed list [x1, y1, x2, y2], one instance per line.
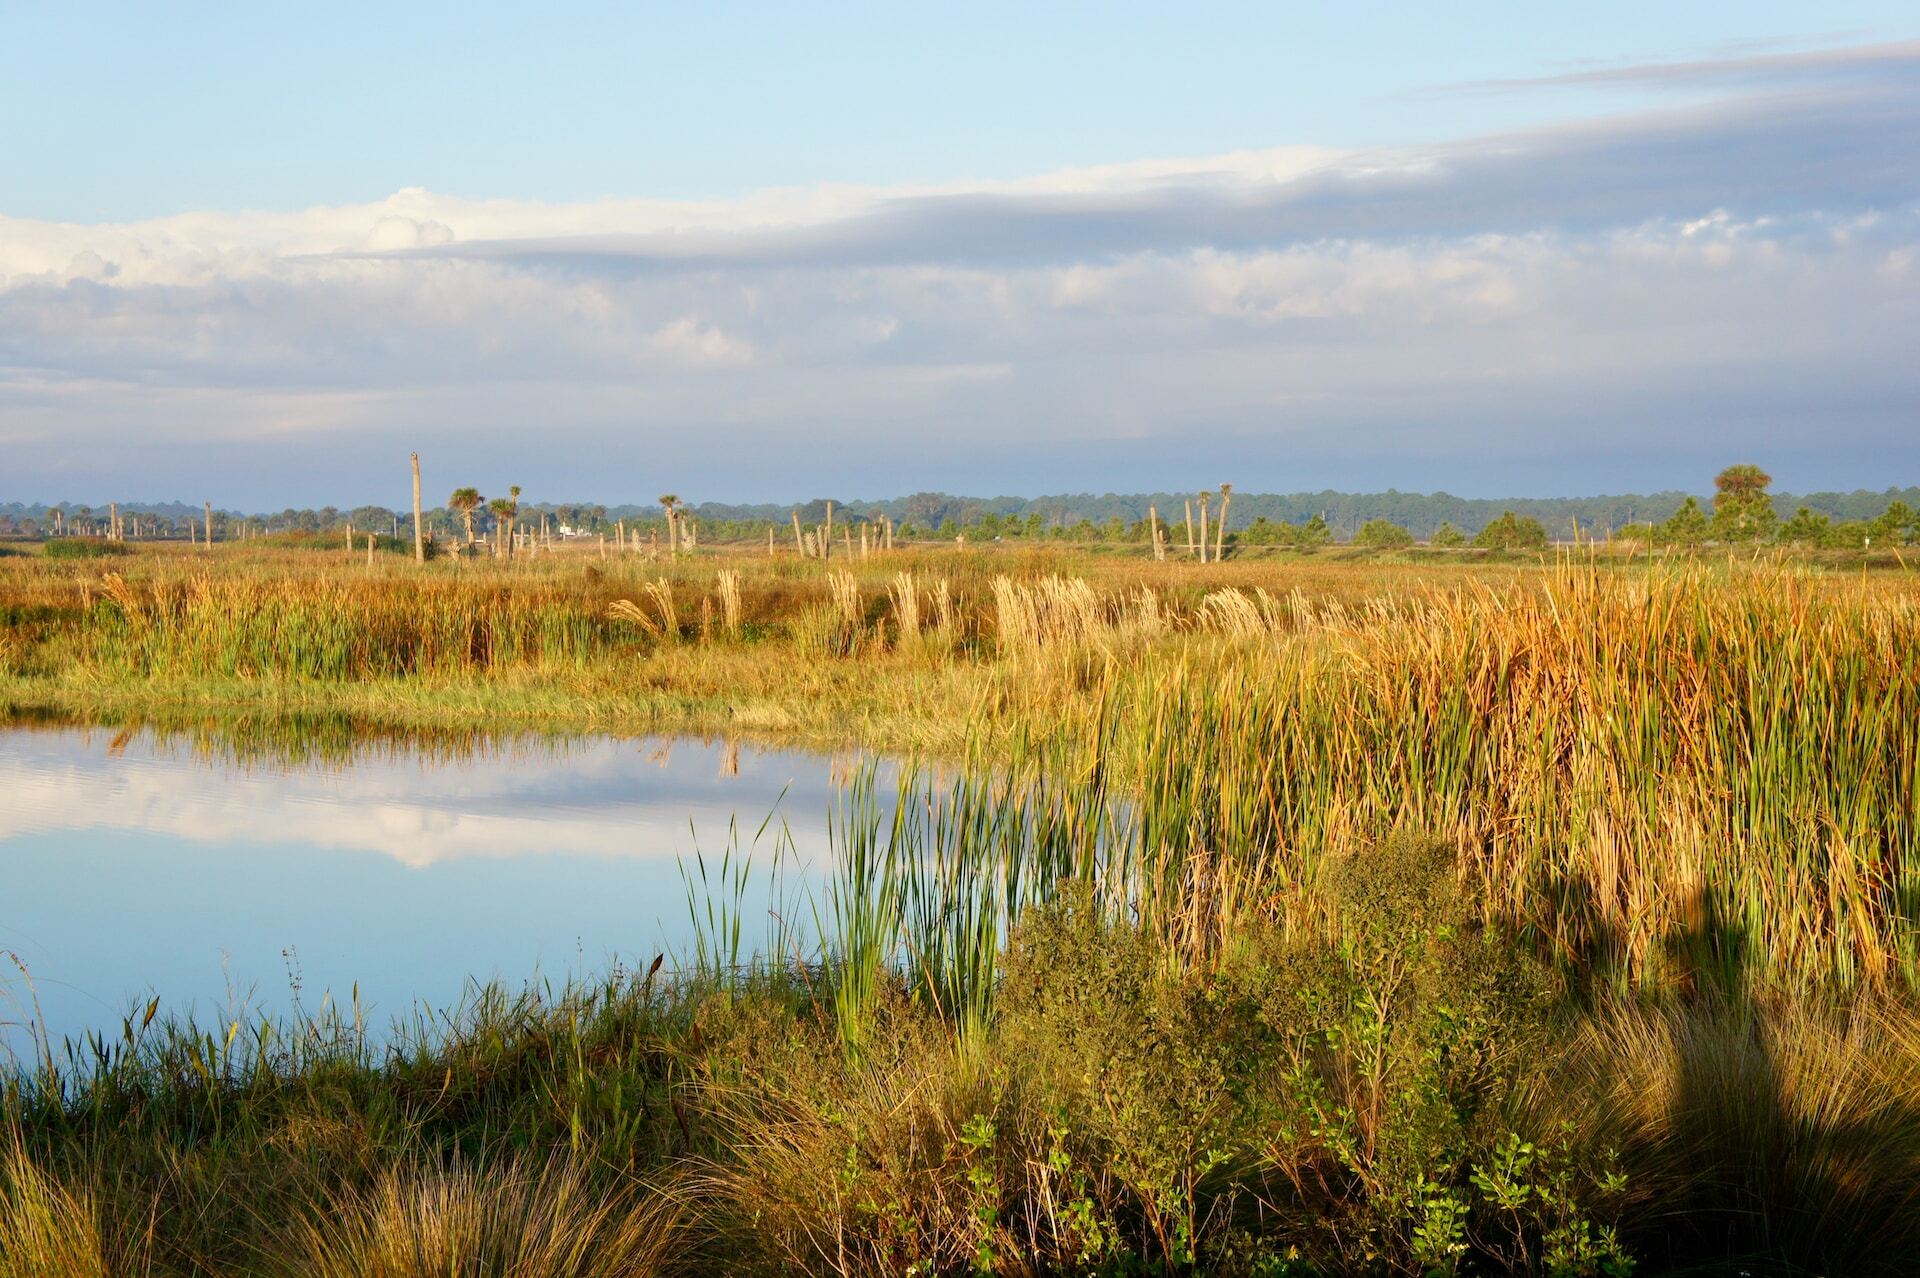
[0, 1138, 118, 1278]
[887, 571, 920, 649]
[713, 570, 742, 640]
[286, 1157, 680, 1278]
[1541, 991, 1920, 1274]
[41, 539, 129, 560]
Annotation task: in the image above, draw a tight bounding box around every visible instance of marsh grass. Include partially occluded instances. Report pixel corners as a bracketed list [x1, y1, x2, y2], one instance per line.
[287, 1157, 681, 1278]
[0, 1137, 118, 1278]
[5, 543, 1920, 1271]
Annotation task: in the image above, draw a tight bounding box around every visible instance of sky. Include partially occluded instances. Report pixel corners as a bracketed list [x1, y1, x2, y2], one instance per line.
[2, 2, 1917, 507]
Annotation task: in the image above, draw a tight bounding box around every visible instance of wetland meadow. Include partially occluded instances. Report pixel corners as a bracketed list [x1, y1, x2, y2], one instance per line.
[2, 532, 1917, 1275]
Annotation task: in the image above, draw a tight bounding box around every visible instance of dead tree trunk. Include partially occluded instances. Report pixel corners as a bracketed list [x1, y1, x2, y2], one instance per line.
[411, 453, 425, 564]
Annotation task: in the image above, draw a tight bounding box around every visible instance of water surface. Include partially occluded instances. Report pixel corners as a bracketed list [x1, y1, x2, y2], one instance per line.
[0, 724, 851, 1055]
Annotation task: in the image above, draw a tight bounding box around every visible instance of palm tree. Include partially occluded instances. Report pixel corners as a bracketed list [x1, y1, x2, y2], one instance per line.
[487, 496, 515, 557]
[659, 494, 680, 554]
[449, 488, 483, 545]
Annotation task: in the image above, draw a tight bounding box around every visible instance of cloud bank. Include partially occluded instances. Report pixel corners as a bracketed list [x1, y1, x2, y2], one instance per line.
[2, 41, 1915, 502]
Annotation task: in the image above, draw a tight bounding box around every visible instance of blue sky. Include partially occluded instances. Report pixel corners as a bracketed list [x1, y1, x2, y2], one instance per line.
[2, 4, 1917, 505]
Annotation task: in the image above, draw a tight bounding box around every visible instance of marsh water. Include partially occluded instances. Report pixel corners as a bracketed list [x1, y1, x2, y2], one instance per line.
[0, 722, 860, 1056]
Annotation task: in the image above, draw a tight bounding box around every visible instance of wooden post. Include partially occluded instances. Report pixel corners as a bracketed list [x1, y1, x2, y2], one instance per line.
[410, 453, 425, 564]
[347, 522, 354, 555]
[1198, 493, 1210, 565]
[1184, 500, 1195, 560]
[1215, 485, 1231, 562]
[618, 519, 625, 552]
[769, 526, 776, 557]
[792, 511, 805, 556]
[824, 501, 833, 562]
[366, 532, 375, 569]
[599, 533, 606, 559]
[204, 501, 213, 548]
[885, 517, 894, 552]
[1148, 505, 1164, 561]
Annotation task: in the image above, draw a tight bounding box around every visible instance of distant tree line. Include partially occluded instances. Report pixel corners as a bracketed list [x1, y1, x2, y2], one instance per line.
[3, 472, 1915, 548]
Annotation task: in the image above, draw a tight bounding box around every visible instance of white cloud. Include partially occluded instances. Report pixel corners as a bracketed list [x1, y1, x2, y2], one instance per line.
[1, 41, 1916, 499]
[365, 214, 455, 252]
[0, 730, 842, 870]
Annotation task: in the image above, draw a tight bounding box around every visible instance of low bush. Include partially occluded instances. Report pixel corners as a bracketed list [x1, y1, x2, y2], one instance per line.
[1472, 511, 1549, 551]
[1352, 518, 1415, 549]
[41, 538, 131, 559]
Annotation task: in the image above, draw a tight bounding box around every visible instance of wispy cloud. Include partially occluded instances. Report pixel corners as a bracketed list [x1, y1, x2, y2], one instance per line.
[1442, 36, 1920, 93]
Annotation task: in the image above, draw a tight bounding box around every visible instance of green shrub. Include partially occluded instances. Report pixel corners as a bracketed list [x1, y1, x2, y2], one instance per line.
[1430, 521, 1467, 547]
[42, 538, 131, 559]
[1472, 512, 1549, 551]
[1657, 497, 1710, 545]
[1353, 518, 1414, 549]
[998, 891, 1262, 1269]
[995, 835, 1632, 1275]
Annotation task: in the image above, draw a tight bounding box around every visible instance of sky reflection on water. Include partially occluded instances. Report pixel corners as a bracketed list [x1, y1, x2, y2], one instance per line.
[0, 725, 852, 1055]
